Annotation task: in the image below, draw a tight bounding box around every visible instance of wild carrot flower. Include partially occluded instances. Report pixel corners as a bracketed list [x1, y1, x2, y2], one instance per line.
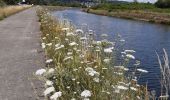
[76, 29, 83, 33]
[48, 68, 55, 74]
[126, 54, 135, 59]
[103, 58, 111, 63]
[46, 43, 52, 46]
[44, 86, 55, 96]
[35, 69, 46, 76]
[62, 28, 69, 31]
[93, 77, 100, 83]
[81, 90, 91, 98]
[130, 87, 137, 91]
[85, 67, 99, 77]
[117, 85, 128, 90]
[104, 48, 113, 53]
[55, 45, 64, 50]
[50, 91, 62, 100]
[66, 32, 74, 36]
[69, 42, 78, 46]
[46, 59, 53, 64]
[45, 80, 53, 86]
[41, 43, 46, 49]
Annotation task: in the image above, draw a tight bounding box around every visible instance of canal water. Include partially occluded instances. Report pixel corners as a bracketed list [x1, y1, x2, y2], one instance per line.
[53, 9, 170, 95]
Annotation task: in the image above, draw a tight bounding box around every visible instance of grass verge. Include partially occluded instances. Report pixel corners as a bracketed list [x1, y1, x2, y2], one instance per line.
[35, 6, 154, 100]
[0, 5, 32, 20]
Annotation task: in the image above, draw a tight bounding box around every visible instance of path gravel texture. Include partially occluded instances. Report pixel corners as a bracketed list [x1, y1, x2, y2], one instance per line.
[0, 7, 44, 100]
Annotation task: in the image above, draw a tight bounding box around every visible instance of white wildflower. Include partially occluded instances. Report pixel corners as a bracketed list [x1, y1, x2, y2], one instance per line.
[35, 69, 46, 76]
[65, 38, 69, 41]
[102, 67, 108, 70]
[117, 85, 128, 90]
[121, 52, 126, 55]
[114, 72, 123, 75]
[83, 98, 90, 100]
[62, 28, 69, 31]
[124, 68, 129, 71]
[69, 42, 78, 46]
[66, 86, 70, 89]
[103, 58, 110, 63]
[85, 67, 99, 77]
[126, 54, 135, 59]
[137, 69, 148, 73]
[73, 68, 78, 71]
[55, 43, 60, 48]
[50, 91, 62, 100]
[101, 34, 108, 37]
[72, 78, 76, 81]
[114, 66, 124, 69]
[76, 29, 83, 33]
[55, 45, 64, 50]
[44, 87, 55, 96]
[46, 59, 53, 64]
[104, 48, 113, 53]
[114, 88, 120, 93]
[71, 98, 76, 100]
[42, 37, 46, 40]
[93, 77, 99, 83]
[46, 43, 52, 46]
[130, 87, 138, 91]
[45, 80, 53, 86]
[80, 37, 87, 40]
[137, 96, 140, 99]
[81, 90, 91, 98]
[66, 32, 74, 36]
[48, 68, 55, 74]
[67, 52, 73, 55]
[41, 43, 46, 49]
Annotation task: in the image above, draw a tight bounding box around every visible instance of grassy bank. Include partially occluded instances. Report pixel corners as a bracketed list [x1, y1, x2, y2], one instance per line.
[84, 3, 170, 25]
[35, 6, 155, 100]
[0, 5, 32, 20]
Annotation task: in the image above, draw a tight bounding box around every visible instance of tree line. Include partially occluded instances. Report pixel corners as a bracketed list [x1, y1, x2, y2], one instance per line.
[1, 0, 170, 8]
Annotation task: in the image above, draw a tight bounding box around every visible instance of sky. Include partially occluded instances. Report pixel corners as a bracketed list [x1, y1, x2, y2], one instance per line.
[120, 0, 157, 3]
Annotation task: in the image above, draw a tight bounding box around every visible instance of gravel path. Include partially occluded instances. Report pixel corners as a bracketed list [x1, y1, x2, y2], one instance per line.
[0, 7, 44, 100]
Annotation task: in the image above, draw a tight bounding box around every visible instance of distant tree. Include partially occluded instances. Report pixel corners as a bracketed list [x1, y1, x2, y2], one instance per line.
[0, 0, 6, 6]
[133, 0, 138, 3]
[3, 0, 20, 4]
[155, 0, 170, 8]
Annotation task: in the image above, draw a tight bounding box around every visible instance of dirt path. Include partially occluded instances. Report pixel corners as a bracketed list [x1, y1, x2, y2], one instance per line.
[0, 7, 44, 100]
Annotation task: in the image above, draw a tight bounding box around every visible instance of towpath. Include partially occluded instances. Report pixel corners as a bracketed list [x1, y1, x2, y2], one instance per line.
[0, 7, 44, 100]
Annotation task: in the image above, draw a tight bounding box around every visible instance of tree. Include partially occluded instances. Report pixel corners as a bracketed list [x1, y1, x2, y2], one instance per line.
[155, 0, 170, 8]
[0, 0, 6, 6]
[3, 0, 20, 4]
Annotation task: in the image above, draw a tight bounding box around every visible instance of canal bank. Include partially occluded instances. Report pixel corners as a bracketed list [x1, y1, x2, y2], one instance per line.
[83, 9, 170, 25]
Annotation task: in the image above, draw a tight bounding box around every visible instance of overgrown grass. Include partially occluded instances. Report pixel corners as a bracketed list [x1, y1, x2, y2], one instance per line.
[35, 7, 155, 100]
[90, 3, 170, 13]
[0, 5, 32, 20]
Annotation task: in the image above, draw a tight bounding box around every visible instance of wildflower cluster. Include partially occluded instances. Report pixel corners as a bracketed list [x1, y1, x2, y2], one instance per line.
[36, 7, 149, 100]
